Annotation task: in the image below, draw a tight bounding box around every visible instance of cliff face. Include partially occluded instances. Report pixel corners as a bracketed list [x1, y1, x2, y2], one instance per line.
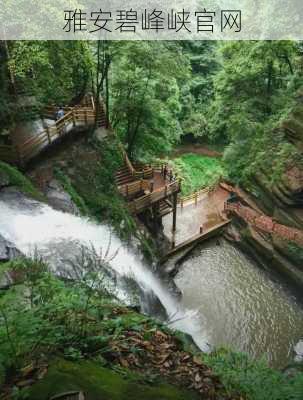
[250, 100, 303, 231]
[226, 99, 303, 288]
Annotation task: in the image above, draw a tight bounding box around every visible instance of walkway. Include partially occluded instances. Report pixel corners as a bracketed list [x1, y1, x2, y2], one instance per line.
[226, 202, 303, 246]
[0, 96, 106, 166]
[163, 185, 230, 247]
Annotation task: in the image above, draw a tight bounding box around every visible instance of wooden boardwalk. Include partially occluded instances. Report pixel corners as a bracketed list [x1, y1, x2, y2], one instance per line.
[161, 219, 231, 262]
[0, 96, 105, 166]
[115, 146, 181, 219]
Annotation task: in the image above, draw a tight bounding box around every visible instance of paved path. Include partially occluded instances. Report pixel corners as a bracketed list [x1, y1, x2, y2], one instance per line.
[163, 186, 230, 246]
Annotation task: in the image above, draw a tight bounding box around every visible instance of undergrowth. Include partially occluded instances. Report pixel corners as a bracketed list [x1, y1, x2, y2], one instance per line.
[204, 348, 303, 400]
[170, 153, 226, 196]
[0, 161, 43, 201]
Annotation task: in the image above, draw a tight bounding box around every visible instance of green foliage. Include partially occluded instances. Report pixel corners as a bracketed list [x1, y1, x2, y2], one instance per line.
[206, 41, 303, 184]
[62, 137, 137, 239]
[53, 168, 89, 216]
[0, 161, 43, 200]
[287, 242, 303, 267]
[204, 348, 303, 400]
[179, 41, 220, 139]
[10, 41, 92, 105]
[171, 154, 226, 195]
[110, 42, 189, 157]
[27, 359, 199, 400]
[0, 256, 143, 373]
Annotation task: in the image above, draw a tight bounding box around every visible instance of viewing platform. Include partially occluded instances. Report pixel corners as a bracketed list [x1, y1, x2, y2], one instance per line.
[115, 149, 181, 228]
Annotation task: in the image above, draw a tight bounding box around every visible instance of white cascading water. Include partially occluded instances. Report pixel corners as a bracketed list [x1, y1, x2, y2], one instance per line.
[0, 190, 210, 351]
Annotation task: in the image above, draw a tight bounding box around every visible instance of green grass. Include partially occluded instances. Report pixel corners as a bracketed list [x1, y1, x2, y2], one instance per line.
[0, 161, 43, 201]
[171, 153, 226, 196]
[203, 348, 303, 400]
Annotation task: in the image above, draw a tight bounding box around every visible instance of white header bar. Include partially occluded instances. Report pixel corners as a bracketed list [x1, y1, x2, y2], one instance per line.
[1, 0, 302, 40]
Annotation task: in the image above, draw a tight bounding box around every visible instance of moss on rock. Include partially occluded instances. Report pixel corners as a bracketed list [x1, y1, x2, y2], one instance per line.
[28, 359, 199, 400]
[0, 161, 43, 201]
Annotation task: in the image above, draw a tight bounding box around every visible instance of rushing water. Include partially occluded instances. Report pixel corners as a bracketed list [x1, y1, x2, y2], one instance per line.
[0, 189, 209, 351]
[1, 189, 303, 367]
[174, 239, 303, 367]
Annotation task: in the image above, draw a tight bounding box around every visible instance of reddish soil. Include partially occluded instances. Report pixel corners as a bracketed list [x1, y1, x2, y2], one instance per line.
[171, 145, 223, 158]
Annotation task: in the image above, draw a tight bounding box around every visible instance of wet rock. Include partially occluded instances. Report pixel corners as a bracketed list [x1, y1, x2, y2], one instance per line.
[294, 340, 303, 363]
[0, 235, 22, 263]
[0, 235, 23, 290]
[45, 179, 79, 215]
[0, 170, 10, 189]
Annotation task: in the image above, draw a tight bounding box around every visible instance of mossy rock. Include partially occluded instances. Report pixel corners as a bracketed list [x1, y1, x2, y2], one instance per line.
[0, 161, 43, 200]
[28, 359, 199, 400]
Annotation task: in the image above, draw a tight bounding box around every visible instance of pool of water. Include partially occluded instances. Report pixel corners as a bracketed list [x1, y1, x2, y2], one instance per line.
[174, 239, 303, 368]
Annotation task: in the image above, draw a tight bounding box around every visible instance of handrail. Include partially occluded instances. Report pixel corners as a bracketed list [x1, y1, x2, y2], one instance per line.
[225, 202, 303, 246]
[2, 96, 99, 165]
[179, 187, 209, 207]
[118, 143, 154, 180]
[128, 180, 180, 214]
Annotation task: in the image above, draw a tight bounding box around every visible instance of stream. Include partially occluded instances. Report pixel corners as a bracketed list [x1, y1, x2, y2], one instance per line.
[1, 189, 303, 368]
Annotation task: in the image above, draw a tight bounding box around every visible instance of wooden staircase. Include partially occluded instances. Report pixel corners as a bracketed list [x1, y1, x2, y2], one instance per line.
[158, 199, 173, 217]
[96, 103, 107, 128]
[115, 165, 136, 186]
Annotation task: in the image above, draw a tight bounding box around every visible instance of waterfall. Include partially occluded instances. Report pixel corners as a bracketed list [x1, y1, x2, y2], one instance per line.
[0, 189, 210, 351]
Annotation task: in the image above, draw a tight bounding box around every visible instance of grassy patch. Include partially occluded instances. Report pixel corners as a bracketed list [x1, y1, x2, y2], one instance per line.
[0, 161, 43, 201]
[171, 153, 226, 196]
[203, 348, 303, 400]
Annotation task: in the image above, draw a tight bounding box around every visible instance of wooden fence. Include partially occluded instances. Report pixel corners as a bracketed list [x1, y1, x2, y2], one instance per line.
[118, 179, 151, 199]
[179, 187, 209, 208]
[128, 181, 180, 214]
[1, 100, 97, 165]
[118, 143, 154, 180]
[225, 202, 303, 246]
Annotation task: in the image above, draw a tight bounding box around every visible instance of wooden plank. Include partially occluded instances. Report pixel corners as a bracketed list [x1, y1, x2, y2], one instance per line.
[161, 220, 231, 263]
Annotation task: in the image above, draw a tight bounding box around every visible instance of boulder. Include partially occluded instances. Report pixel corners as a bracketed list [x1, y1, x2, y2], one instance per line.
[0, 235, 22, 262]
[45, 179, 79, 215]
[0, 235, 23, 290]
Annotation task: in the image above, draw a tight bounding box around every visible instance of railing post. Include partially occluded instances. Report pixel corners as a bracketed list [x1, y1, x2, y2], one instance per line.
[85, 110, 88, 125]
[172, 192, 178, 233]
[46, 126, 51, 144]
[72, 110, 76, 127]
[15, 146, 24, 168]
[126, 184, 129, 198]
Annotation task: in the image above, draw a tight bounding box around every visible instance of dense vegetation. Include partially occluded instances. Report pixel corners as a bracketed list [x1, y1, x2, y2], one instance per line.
[2, 40, 302, 188]
[170, 154, 226, 195]
[1, 39, 303, 399]
[0, 257, 198, 399]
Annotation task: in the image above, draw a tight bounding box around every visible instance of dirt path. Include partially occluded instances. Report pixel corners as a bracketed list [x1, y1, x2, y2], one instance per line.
[171, 144, 223, 158]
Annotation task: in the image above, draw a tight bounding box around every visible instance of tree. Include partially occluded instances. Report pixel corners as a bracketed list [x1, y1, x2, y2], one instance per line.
[109, 41, 189, 158]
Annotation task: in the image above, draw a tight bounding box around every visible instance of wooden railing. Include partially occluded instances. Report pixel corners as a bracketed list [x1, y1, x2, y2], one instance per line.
[118, 179, 151, 199]
[179, 187, 209, 208]
[225, 202, 303, 246]
[1, 98, 98, 165]
[128, 180, 180, 214]
[118, 143, 154, 180]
